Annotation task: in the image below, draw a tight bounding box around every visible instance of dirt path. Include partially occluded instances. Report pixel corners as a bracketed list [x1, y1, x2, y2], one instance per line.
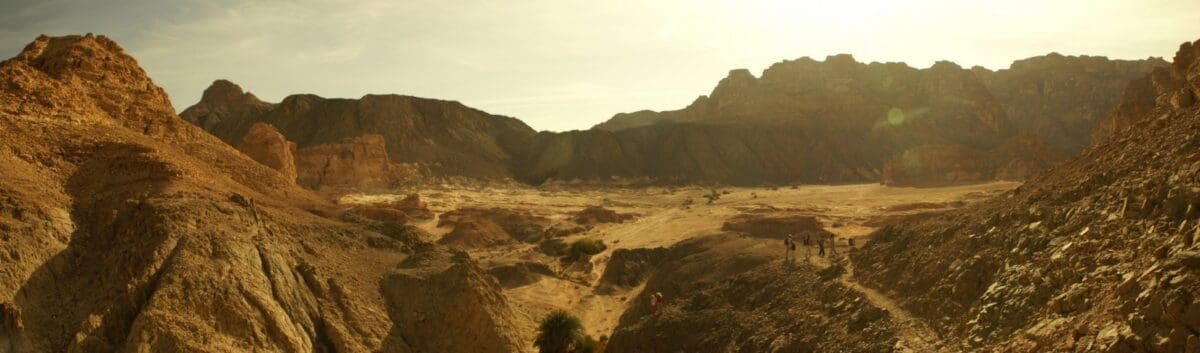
[805, 253, 948, 352]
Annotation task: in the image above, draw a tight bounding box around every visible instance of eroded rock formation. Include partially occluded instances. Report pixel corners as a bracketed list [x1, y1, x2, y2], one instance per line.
[236, 122, 298, 183]
[293, 134, 421, 191]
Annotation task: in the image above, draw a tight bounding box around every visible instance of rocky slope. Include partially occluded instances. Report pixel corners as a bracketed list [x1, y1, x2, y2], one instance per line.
[180, 81, 537, 179]
[852, 38, 1200, 352]
[0, 34, 521, 353]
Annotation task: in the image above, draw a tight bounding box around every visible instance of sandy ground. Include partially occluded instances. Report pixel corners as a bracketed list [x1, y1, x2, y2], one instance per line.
[341, 182, 1017, 343]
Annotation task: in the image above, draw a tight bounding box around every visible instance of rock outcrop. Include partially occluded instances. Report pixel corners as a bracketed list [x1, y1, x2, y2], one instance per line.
[293, 134, 421, 191]
[380, 248, 527, 353]
[236, 122, 298, 183]
[852, 38, 1200, 352]
[180, 81, 537, 179]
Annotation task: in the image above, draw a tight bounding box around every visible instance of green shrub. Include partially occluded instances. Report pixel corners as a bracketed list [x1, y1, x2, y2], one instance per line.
[534, 310, 584, 353]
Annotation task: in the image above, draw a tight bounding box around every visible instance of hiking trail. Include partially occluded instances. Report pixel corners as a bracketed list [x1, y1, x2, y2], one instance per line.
[806, 253, 950, 353]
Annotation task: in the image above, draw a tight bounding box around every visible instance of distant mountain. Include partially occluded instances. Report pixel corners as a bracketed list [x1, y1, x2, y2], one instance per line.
[182, 53, 1164, 186]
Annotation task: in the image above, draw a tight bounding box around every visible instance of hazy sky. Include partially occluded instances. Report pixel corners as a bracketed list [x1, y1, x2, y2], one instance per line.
[3, 1, 1199, 131]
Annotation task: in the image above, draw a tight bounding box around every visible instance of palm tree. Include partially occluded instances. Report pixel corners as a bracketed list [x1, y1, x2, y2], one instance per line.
[534, 310, 585, 353]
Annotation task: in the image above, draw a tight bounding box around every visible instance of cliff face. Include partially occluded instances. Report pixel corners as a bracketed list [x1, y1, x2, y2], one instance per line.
[181, 82, 537, 179]
[852, 38, 1200, 352]
[973, 54, 1167, 153]
[293, 134, 422, 191]
[0, 34, 520, 353]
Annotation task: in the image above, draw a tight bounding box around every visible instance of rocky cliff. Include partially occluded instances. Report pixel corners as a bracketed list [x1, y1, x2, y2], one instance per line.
[293, 134, 423, 191]
[852, 38, 1200, 352]
[0, 34, 521, 353]
[181, 81, 537, 179]
[972, 54, 1167, 153]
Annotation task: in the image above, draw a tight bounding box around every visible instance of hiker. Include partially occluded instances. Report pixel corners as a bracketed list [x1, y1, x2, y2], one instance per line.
[828, 234, 838, 256]
[848, 237, 856, 248]
[818, 237, 825, 257]
[803, 233, 812, 258]
[784, 234, 794, 260]
[650, 292, 664, 315]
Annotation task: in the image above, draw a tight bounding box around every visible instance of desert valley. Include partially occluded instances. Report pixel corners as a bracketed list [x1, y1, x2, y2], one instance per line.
[2, 5, 1200, 353]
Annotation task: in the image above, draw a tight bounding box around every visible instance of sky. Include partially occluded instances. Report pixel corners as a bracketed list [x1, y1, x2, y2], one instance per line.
[2, 1, 1199, 132]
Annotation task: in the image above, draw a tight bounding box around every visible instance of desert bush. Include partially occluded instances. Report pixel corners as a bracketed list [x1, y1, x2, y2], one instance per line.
[534, 310, 585, 353]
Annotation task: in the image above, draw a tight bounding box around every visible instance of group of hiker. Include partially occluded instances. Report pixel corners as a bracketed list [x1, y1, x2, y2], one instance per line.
[784, 233, 853, 261]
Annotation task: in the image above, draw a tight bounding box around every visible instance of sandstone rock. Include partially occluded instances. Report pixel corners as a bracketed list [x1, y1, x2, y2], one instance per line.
[236, 122, 298, 183]
[381, 249, 526, 353]
[293, 134, 421, 190]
